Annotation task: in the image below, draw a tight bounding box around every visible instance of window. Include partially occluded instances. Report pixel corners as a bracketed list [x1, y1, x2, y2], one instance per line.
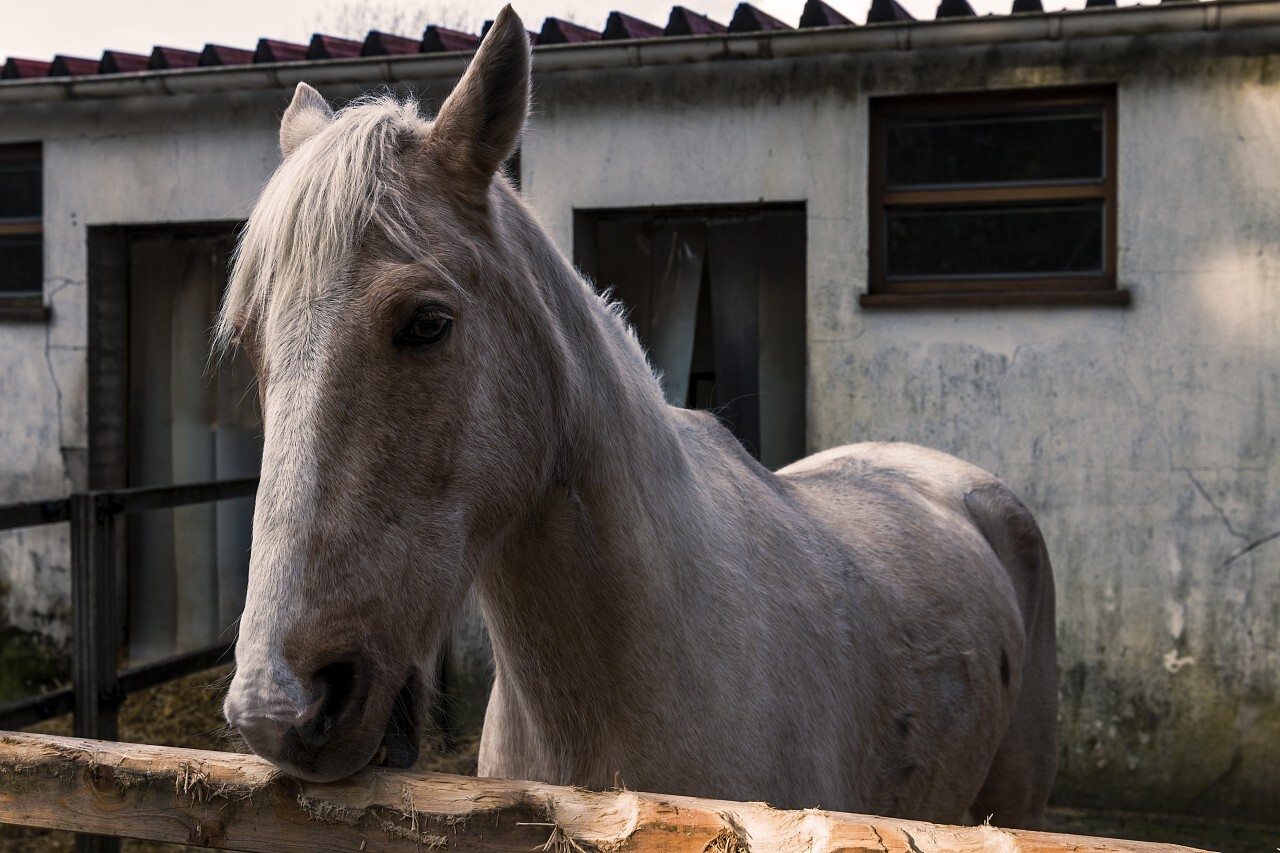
[866, 88, 1126, 307]
[0, 143, 44, 317]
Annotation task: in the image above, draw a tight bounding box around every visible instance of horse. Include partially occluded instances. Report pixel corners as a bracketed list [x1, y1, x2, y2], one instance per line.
[218, 5, 1058, 829]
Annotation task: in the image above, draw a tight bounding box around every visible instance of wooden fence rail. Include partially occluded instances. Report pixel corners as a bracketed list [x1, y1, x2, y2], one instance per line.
[0, 478, 257, 853]
[0, 732, 1205, 853]
[0, 478, 257, 737]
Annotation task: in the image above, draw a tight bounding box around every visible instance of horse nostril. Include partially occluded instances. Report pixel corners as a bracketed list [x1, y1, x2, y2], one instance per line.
[295, 659, 368, 748]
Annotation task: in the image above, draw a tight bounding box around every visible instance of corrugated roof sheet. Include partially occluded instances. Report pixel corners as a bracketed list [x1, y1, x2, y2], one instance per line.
[0, 0, 1236, 81]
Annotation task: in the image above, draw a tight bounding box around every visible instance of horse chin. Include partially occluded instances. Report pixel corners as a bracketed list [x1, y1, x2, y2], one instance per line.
[267, 670, 421, 782]
[373, 672, 422, 770]
[274, 725, 384, 782]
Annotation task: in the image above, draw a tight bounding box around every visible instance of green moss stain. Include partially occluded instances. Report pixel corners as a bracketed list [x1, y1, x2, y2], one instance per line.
[0, 579, 70, 706]
[1055, 657, 1280, 825]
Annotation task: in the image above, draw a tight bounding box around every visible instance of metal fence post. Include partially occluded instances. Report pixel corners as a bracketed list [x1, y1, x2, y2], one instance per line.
[70, 491, 122, 853]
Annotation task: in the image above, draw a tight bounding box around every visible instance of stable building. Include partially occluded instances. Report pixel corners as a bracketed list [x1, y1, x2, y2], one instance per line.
[1, 0, 1278, 824]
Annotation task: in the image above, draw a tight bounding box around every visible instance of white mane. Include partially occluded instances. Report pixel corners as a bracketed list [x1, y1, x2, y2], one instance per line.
[217, 94, 428, 351]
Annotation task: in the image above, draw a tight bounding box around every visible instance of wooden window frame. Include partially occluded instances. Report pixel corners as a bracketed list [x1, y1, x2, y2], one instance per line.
[0, 142, 47, 320]
[864, 86, 1128, 308]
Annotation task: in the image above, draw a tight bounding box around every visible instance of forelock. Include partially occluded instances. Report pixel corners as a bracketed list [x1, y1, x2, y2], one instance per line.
[216, 92, 428, 355]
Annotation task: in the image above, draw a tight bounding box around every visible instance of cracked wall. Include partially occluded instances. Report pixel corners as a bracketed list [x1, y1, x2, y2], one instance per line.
[527, 42, 1280, 821]
[0, 91, 287, 644]
[0, 30, 1276, 821]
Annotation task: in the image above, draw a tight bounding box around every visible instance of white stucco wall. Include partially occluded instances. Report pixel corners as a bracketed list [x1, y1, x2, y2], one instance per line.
[523, 41, 1280, 819]
[0, 92, 282, 642]
[0, 23, 1275, 820]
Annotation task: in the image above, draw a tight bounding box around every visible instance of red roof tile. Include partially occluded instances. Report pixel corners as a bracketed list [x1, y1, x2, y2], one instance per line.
[539, 17, 604, 44]
[148, 47, 200, 69]
[2, 58, 52, 79]
[361, 31, 420, 56]
[49, 55, 100, 76]
[935, 0, 976, 16]
[253, 39, 308, 64]
[665, 6, 728, 35]
[603, 11, 665, 39]
[424, 25, 482, 52]
[729, 3, 793, 31]
[198, 44, 255, 66]
[307, 34, 362, 60]
[1, 3, 1210, 86]
[100, 50, 149, 74]
[799, 0, 853, 27]
[868, 0, 915, 22]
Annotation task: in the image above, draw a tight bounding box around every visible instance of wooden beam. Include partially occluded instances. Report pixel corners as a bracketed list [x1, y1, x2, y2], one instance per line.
[0, 732, 1204, 853]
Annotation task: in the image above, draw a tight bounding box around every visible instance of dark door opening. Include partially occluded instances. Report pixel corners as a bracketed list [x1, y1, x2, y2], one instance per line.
[88, 223, 261, 663]
[575, 205, 807, 470]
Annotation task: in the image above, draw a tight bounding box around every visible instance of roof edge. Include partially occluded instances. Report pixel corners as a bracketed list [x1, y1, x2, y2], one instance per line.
[1, 0, 1276, 104]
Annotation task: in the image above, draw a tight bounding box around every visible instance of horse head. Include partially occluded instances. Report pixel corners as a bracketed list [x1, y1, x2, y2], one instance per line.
[219, 6, 561, 781]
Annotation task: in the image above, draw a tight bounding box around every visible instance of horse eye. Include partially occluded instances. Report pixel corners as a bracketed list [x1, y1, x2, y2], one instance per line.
[395, 309, 453, 348]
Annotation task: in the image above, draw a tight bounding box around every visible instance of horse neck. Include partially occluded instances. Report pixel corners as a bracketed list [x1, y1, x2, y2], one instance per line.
[473, 192, 751, 742]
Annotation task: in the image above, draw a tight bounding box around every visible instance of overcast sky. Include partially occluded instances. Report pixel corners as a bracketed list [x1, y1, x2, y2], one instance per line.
[3, 0, 1156, 64]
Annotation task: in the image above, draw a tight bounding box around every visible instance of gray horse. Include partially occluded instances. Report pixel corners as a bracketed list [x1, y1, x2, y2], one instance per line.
[218, 5, 1058, 829]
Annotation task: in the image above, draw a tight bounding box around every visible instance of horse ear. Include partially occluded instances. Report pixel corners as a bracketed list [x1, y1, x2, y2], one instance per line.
[428, 4, 531, 185]
[280, 82, 334, 158]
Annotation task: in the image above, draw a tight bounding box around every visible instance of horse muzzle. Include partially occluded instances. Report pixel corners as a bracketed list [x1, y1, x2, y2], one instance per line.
[225, 657, 421, 782]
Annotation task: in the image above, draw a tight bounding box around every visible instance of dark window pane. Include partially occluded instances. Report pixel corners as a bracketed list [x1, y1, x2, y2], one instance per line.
[886, 201, 1103, 280]
[885, 107, 1104, 189]
[0, 236, 42, 294]
[0, 159, 42, 220]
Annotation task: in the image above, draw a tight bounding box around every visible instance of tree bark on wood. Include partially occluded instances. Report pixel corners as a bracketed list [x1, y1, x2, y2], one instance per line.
[0, 732, 1204, 853]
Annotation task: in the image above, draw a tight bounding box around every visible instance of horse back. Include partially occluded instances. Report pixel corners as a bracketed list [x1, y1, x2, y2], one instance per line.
[777, 441, 1056, 823]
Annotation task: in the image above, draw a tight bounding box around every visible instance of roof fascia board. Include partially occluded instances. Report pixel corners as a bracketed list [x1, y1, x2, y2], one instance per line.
[1, 0, 1276, 104]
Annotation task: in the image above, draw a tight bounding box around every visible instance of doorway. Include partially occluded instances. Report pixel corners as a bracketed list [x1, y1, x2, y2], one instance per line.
[88, 224, 261, 663]
[575, 205, 807, 469]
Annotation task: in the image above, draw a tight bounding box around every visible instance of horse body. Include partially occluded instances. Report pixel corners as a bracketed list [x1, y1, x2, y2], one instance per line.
[475, 389, 1049, 822]
[219, 5, 1057, 829]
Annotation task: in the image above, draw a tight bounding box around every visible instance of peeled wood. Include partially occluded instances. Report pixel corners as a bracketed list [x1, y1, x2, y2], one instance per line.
[0, 732, 1202, 853]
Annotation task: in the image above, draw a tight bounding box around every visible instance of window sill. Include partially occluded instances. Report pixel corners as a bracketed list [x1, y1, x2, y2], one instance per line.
[860, 289, 1131, 309]
[0, 297, 51, 321]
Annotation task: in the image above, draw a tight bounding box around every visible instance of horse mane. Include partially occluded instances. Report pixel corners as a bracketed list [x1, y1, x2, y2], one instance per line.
[216, 93, 428, 354]
[216, 88, 665, 410]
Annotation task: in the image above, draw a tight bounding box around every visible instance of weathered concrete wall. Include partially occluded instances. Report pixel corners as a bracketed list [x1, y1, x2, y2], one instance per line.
[0, 27, 1276, 820]
[525, 42, 1280, 821]
[0, 93, 283, 646]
